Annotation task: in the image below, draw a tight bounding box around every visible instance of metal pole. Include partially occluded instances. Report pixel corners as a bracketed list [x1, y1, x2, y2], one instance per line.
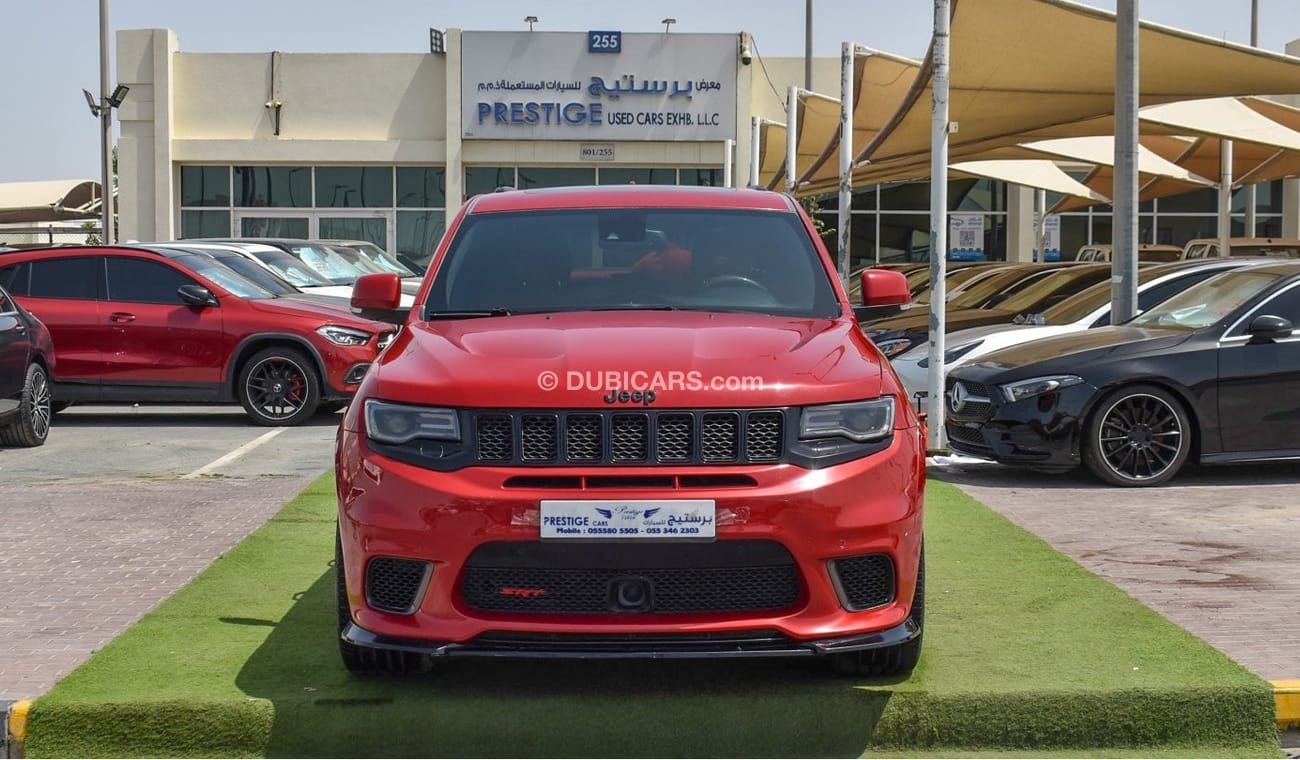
[99, 0, 113, 245]
[1112, 0, 1139, 323]
[1036, 189, 1047, 263]
[786, 85, 798, 194]
[805, 0, 814, 91]
[1244, 0, 1259, 236]
[1220, 139, 1234, 255]
[925, 0, 950, 453]
[838, 42, 854, 289]
[723, 138, 734, 188]
[749, 117, 761, 187]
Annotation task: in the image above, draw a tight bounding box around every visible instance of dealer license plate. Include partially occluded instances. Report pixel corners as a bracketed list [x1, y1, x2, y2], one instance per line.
[539, 499, 716, 539]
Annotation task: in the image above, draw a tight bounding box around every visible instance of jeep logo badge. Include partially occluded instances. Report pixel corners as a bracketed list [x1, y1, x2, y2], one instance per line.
[602, 389, 656, 406]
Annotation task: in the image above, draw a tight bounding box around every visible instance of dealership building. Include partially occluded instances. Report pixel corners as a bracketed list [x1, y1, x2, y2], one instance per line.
[116, 27, 1300, 267]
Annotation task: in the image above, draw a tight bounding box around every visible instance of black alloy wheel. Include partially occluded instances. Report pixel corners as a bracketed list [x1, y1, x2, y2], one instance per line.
[237, 347, 321, 426]
[1083, 384, 1191, 487]
[0, 363, 51, 447]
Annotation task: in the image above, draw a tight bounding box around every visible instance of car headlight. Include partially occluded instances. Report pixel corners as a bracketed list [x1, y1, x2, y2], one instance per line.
[920, 339, 984, 369]
[317, 325, 372, 346]
[364, 400, 461, 444]
[999, 374, 1084, 403]
[800, 398, 895, 442]
[874, 338, 916, 359]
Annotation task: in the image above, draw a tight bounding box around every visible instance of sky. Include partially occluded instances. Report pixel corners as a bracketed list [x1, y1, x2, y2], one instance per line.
[0, 0, 1295, 183]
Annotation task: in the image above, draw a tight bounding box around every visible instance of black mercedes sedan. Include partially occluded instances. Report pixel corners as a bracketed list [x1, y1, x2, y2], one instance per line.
[0, 280, 55, 446]
[945, 262, 1300, 486]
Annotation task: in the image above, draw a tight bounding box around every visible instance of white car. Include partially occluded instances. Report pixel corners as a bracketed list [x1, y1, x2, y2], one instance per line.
[199, 239, 416, 308]
[892, 258, 1270, 400]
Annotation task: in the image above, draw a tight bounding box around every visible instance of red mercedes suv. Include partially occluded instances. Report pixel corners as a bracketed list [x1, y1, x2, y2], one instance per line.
[336, 186, 926, 676]
[0, 246, 394, 425]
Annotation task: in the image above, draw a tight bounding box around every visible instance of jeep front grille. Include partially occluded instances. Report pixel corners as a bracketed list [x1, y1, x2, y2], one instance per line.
[469, 409, 784, 466]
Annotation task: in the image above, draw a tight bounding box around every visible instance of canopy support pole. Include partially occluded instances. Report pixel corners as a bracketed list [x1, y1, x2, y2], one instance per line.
[749, 117, 761, 187]
[1035, 188, 1047, 262]
[786, 86, 799, 194]
[838, 42, 855, 288]
[925, 0, 950, 454]
[1245, 2, 1259, 236]
[1220, 139, 1234, 256]
[723, 138, 734, 188]
[1112, 0, 1139, 323]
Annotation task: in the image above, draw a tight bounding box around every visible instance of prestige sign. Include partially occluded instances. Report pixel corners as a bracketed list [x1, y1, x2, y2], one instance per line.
[462, 31, 737, 141]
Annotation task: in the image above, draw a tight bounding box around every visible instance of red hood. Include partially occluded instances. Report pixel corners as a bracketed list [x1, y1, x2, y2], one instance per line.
[369, 312, 885, 408]
[243, 296, 389, 332]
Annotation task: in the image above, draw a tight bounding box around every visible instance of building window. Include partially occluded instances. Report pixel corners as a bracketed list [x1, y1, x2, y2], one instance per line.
[397, 167, 447, 208]
[517, 167, 596, 189]
[315, 167, 394, 208]
[179, 166, 230, 207]
[598, 168, 677, 185]
[464, 167, 516, 198]
[681, 169, 724, 187]
[233, 166, 312, 207]
[180, 210, 231, 238]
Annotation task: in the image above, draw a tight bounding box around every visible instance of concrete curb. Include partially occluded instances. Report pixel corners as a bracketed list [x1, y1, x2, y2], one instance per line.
[1, 700, 29, 759]
[1276, 680, 1300, 730]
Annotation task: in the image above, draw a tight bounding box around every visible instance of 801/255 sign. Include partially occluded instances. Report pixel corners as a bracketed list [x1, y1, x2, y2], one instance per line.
[588, 31, 622, 53]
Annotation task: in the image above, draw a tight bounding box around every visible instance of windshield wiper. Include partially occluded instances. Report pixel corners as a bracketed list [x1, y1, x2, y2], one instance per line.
[585, 305, 681, 312]
[424, 308, 513, 320]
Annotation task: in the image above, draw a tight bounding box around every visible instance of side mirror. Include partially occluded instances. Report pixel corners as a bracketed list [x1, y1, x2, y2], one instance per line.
[859, 269, 911, 308]
[351, 272, 406, 324]
[1247, 314, 1293, 343]
[178, 284, 219, 307]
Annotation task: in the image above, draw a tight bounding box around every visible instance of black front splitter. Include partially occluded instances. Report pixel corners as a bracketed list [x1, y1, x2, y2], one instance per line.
[340, 619, 919, 660]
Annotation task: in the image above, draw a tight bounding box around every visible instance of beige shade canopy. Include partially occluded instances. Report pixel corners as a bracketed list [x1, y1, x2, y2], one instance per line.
[0, 179, 104, 224]
[788, 0, 1300, 196]
[860, 0, 1300, 170]
[950, 160, 1109, 203]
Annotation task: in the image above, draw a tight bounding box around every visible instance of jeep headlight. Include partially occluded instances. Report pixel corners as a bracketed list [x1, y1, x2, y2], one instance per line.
[317, 325, 372, 346]
[800, 398, 895, 442]
[364, 400, 461, 444]
[999, 374, 1084, 403]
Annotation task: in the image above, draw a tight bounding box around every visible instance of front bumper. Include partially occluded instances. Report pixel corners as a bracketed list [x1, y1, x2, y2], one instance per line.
[341, 618, 920, 659]
[336, 425, 925, 648]
[944, 380, 1096, 470]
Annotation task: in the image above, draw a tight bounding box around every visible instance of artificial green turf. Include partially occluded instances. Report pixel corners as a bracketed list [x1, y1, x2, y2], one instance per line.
[26, 475, 1280, 758]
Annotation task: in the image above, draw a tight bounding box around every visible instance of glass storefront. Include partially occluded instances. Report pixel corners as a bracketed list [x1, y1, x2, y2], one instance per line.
[178, 164, 446, 269]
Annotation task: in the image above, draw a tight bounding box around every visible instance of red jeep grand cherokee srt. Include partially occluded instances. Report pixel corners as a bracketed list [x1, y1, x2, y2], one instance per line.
[0, 246, 393, 425]
[336, 186, 926, 676]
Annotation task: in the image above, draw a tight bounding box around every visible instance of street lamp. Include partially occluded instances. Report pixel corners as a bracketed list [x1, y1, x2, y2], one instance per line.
[84, 0, 129, 245]
[662, 18, 676, 33]
[524, 15, 538, 31]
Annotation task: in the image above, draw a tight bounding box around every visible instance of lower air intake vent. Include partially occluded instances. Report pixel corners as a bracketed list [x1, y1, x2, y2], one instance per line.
[829, 554, 895, 611]
[365, 557, 432, 614]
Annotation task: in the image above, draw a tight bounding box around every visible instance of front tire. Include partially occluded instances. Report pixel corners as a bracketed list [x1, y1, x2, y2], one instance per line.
[1083, 384, 1191, 487]
[237, 346, 321, 426]
[336, 527, 433, 676]
[829, 544, 924, 678]
[0, 363, 51, 447]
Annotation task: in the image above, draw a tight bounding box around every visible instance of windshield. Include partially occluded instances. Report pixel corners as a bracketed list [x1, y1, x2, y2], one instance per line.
[947, 267, 1037, 308]
[287, 244, 368, 285]
[252, 250, 335, 287]
[996, 267, 1105, 313]
[425, 209, 839, 318]
[1040, 267, 1168, 325]
[171, 254, 275, 299]
[210, 254, 296, 295]
[347, 242, 417, 277]
[913, 265, 991, 304]
[1129, 269, 1280, 330]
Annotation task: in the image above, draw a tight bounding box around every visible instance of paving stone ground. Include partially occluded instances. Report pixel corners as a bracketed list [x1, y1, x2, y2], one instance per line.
[0, 477, 313, 701]
[937, 459, 1300, 681]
